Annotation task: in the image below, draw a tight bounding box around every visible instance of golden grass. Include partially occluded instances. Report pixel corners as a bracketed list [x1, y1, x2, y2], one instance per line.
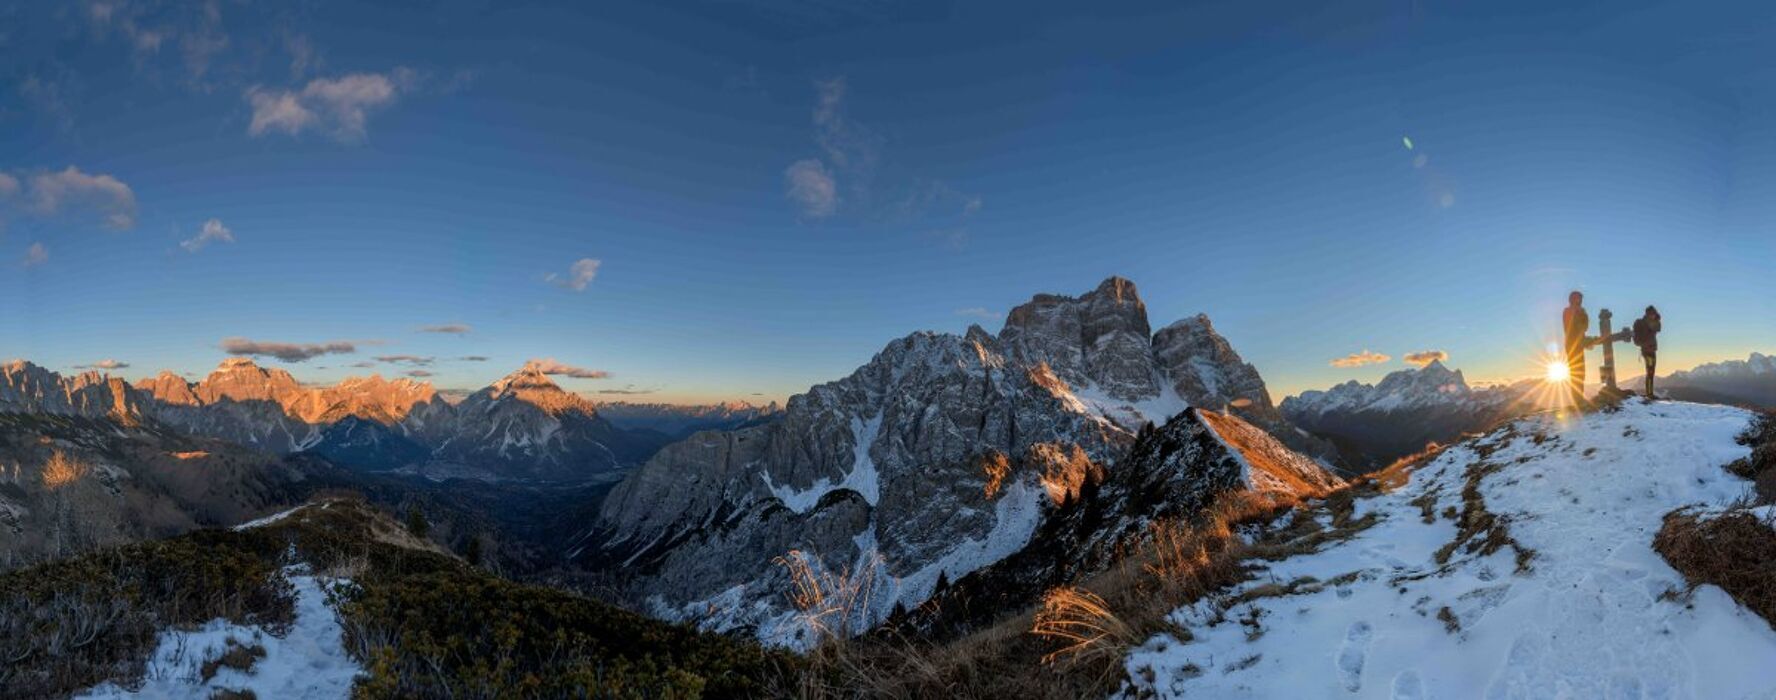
[39, 450, 88, 490]
[1030, 587, 1135, 665]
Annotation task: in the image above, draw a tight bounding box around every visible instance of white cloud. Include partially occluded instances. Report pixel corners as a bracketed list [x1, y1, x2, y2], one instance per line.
[545, 258, 601, 291]
[418, 323, 472, 335]
[21, 243, 48, 268]
[1404, 350, 1450, 367]
[784, 159, 838, 219]
[180, 217, 234, 252]
[1330, 349, 1391, 368]
[247, 71, 404, 141]
[0, 173, 18, 198]
[26, 166, 138, 229]
[955, 307, 998, 321]
[525, 358, 609, 379]
[75, 359, 130, 370]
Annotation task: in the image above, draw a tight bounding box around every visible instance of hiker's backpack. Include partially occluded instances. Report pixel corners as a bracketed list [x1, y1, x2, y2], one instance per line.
[1633, 318, 1653, 347]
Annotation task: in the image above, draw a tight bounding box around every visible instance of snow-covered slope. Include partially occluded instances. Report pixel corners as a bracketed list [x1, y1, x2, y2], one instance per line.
[77, 566, 361, 699]
[1125, 400, 1776, 698]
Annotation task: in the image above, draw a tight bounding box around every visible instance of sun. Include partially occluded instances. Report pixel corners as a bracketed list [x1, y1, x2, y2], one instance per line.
[1546, 358, 1570, 383]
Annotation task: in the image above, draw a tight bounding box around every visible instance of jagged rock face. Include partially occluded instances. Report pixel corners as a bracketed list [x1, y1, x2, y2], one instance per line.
[589, 277, 1335, 645]
[1281, 361, 1534, 469]
[0, 362, 146, 424]
[1000, 276, 1158, 402]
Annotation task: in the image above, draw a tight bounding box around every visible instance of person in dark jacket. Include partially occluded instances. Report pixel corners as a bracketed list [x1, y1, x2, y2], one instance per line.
[1633, 305, 1662, 398]
[1562, 291, 1590, 405]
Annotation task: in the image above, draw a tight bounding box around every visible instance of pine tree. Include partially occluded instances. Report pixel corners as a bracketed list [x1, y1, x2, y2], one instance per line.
[405, 505, 429, 539]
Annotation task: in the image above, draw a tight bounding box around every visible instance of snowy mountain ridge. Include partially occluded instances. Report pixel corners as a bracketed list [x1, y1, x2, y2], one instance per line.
[587, 276, 1338, 646]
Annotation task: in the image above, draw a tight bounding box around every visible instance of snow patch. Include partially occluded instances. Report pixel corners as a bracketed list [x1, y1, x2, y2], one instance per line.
[232, 504, 306, 531]
[78, 568, 361, 699]
[763, 415, 883, 513]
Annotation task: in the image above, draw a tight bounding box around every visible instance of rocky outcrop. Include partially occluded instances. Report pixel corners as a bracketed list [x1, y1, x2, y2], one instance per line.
[586, 277, 1337, 645]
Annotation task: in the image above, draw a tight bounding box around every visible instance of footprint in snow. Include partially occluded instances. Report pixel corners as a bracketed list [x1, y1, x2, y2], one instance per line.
[1391, 670, 1425, 699]
[1337, 621, 1373, 692]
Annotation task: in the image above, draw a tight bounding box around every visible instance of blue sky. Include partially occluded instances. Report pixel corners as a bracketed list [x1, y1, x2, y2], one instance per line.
[2, 0, 1772, 404]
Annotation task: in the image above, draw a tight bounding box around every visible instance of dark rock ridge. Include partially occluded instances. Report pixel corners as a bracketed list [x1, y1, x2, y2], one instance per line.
[1281, 360, 1535, 470]
[585, 276, 1339, 645]
[889, 407, 1340, 637]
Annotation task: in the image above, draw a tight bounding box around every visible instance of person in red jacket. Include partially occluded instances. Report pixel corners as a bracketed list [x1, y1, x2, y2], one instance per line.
[1632, 305, 1662, 398]
[1562, 291, 1589, 406]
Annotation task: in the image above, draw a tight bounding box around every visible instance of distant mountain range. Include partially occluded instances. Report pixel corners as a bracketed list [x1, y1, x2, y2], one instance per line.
[594, 400, 782, 438]
[1281, 361, 1537, 469]
[1, 358, 667, 482]
[1627, 352, 1776, 408]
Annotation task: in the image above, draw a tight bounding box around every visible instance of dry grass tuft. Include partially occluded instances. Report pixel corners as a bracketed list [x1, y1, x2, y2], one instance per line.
[775, 549, 885, 646]
[1030, 587, 1136, 666]
[1655, 507, 1776, 628]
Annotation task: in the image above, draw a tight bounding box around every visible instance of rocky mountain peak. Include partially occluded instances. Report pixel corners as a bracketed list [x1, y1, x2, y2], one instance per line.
[195, 358, 304, 406]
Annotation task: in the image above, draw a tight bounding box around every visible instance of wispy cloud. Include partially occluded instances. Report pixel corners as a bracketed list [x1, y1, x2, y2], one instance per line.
[349, 361, 377, 368]
[545, 258, 601, 291]
[180, 218, 234, 253]
[596, 386, 656, 395]
[784, 159, 838, 219]
[418, 323, 471, 335]
[955, 307, 998, 321]
[405, 369, 436, 378]
[374, 354, 434, 366]
[21, 166, 138, 230]
[21, 243, 48, 268]
[246, 70, 412, 141]
[221, 337, 358, 362]
[780, 79, 979, 234]
[526, 357, 609, 379]
[1330, 349, 1391, 368]
[75, 359, 130, 370]
[1404, 350, 1450, 368]
[458, 355, 489, 362]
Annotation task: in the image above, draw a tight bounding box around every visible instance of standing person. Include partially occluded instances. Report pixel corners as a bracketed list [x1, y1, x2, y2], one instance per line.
[1563, 291, 1590, 406]
[1633, 305, 1662, 398]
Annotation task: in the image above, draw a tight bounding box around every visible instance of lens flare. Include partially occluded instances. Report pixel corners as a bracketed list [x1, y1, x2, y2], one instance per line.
[1546, 359, 1570, 383]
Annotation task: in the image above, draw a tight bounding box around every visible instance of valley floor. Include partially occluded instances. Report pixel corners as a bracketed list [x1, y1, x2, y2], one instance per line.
[1125, 400, 1776, 698]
